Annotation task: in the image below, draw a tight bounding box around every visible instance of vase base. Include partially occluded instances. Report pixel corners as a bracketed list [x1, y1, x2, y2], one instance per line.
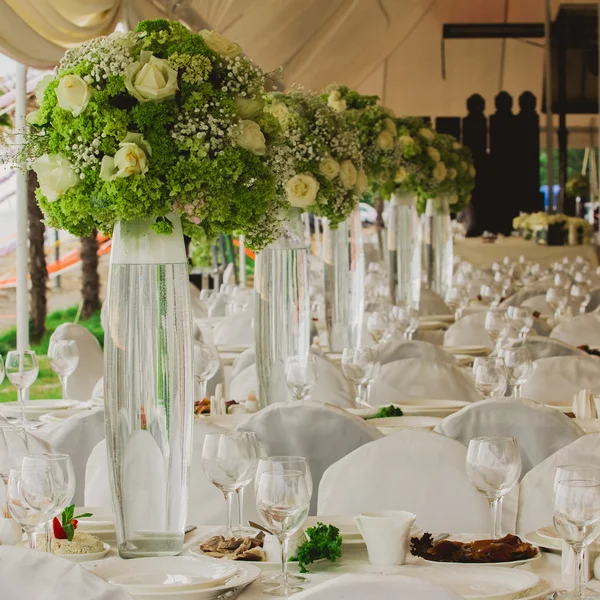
[117, 534, 184, 559]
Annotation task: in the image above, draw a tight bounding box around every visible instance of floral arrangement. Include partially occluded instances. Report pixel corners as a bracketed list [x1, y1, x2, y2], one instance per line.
[19, 19, 289, 249]
[264, 87, 365, 227]
[513, 212, 569, 231]
[565, 174, 590, 199]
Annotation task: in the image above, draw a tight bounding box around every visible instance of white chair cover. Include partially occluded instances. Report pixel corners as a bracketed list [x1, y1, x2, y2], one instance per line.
[294, 574, 463, 600]
[521, 356, 600, 403]
[420, 288, 451, 316]
[518, 336, 588, 361]
[551, 313, 600, 347]
[434, 397, 583, 476]
[587, 288, 600, 312]
[501, 287, 547, 308]
[208, 293, 227, 317]
[377, 339, 456, 365]
[50, 323, 104, 400]
[213, 310, 254, 346]
[517, 433, 600, 535]
[91, 378, 103, 400]
[369, 358, 480, 404]
[238, 403, 382, 514]
[520, 294, 552, 315]
[0, 546, 131, 600]
[318, 430, 513, 533]
[189, 282, 208, 319]
[231, 347, 256, 379]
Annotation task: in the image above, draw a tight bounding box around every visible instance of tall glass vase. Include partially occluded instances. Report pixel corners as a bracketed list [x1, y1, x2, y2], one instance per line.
[323, 210, 365, 351]
[254, 208, 311, 408]
[388, 192, 421, 309]
[104, 214, 193, 558]
[422, 197, 453, 298]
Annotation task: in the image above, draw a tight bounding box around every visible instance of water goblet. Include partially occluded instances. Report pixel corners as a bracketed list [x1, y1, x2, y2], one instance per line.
[500, 346, 532, 397]
[367, 311, 393, 345]
[570, 283, 591, 314]
[506, 306, 534, 340]
[233, 432, 260, 537]
[48, 340, 79, 400]
[392, 306, 419, 340]
[193, 341, 220, 400]
[5, 351, 39, 428]
[547, 287, 568, 320]
[555, 465, 600, 491]
[446, 287, 468, 320]
[472, 357, 507, 399]
[284, 355, 318, 403]
[341, 348, 376, 408]
[484, 309, 508, 354]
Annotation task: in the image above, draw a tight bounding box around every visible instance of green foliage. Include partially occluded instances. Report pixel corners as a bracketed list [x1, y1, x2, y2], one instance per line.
[290, 523, 342, 573]
[367, 405, 404, 419]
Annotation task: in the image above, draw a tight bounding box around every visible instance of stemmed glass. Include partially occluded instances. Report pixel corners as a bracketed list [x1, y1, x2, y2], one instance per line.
[341, 348, 376, 408]
[366, 311, 393, 345]
[570, 283, 591, 315]
[0, 354, 4, 386]
[446, 287, 468, 320]
[392, 305, 419, 340]
[193, 341, 220, 400]
[284, 356, 318, 402]
[466, 437, 521, 539]
[48, 341, 79, 400]
[500, 346, 533, 397]
[256, 470, 310, 597]
[547, 287, 568, 320]
[202, 432, 257, 537]
[5, 351, 39, 428]
[554, 480, 600, 600]
[555, 465, 600, 491]
[506, 307, 534, 340]
[233, 432, 260, 537]
[472, 357, 507, 399]
[484, 309, 508, 354]
[7, 467, 58, 550]
[0, 425, 28, 516]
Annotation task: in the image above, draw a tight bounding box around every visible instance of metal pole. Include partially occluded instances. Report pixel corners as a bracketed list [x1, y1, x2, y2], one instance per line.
[15, 62, 28, 354]
[239, 235, 246, 287]
[55, 229, 60, 289]
[544, 0, 554, 212]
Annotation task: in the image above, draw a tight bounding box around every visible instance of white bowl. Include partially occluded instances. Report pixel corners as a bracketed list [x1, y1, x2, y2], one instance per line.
[57, 542, 110, 562]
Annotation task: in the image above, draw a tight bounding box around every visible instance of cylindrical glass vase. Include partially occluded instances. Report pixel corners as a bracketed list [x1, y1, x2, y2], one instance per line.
[388, 192, 421, 309]
[254, 208, 311, 408]
[104, 214, 194, 558]
[323, 210, 365, 351]
[422, 197, 453, 298]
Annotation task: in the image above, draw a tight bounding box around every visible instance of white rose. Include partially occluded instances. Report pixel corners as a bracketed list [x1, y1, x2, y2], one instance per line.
[377, 130, 394, 151]
[398, 135, 414, 149]
[460, 160, 468, 172]
[234, 120, 266, 155]
[26, 111, 45, 126]
[449, 194, 459, 205]
[394, 167, 407, 183]
[469, 165, 476, 177]
[327, 89, 347, 113]
[200, 30, 242, 58]
[235, 96, 263, 119]
[100, 132, 151, 181]
[339, 160, 358, 189]
[125, 52, 178, 103]
[268, 100, 290, 127]
[448, 167, 457, 180]
[433, 161, 447, 182]
[427, 146, 441, 162]
[285, 174, 320, 208]
[355, 168, 368, 195]
[31, 154, 78, 202]
[419, 128, 435, 142]
[453, 141, 462, 150]
[55, 74, 93, 116]
[319, 156, 340, 180]
[384, 118, 397, 136]
[35, 74, 55, 104]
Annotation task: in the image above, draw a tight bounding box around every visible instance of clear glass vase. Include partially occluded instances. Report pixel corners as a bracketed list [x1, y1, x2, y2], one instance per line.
[104, 214, 194, 558]
[254, 208, 311, 408]
[388, 192, 421, 309]
[323, 210, 365, 351]
[422, 197, 453, 298]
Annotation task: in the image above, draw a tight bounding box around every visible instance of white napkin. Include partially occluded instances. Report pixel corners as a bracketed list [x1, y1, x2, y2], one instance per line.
[0, 546, 131, 600]
[573, 389, 598, 419]
[293, 574, 464, 600]
[210, 384, 226, 415]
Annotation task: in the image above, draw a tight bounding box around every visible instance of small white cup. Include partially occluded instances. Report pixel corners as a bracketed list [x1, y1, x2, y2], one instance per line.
[355, 510, 416, 566]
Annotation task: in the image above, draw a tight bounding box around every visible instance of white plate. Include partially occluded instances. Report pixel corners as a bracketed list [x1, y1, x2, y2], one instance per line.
[444, 345, 490, 356]
[57, 542, 110, 562]
[423, 565, 540, 600]
[197, 414, 251, 430]
[394, 399, 469, 418]
[421, 315, 455, 324]
[418, 321, 450, 331]
[370, 416, 442, 434]
[39, 407, 95, 423]
[345, 406, 382, 419]
[523, 530, 562, 552]
[91, 555, 261, 599]
[0, 400, 83, 420]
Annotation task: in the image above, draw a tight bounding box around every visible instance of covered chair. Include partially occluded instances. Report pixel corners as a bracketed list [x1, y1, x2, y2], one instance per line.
[521, 295, 552, 315]
[377, 339, 456, 365]
[514, 336, 587, 361]
[318, 430, 516, 533]
[238, 403, 382, 514]
[213, 310, 254, 346]
[501, 287, 548, 309]
[419, 289, 451, 316]
[434, 397, 583, 476]
[517, 433, 600, 535]
[369, 358, 481, 405]
[49, 323, 103, 400]
[551, 313, 600, 347]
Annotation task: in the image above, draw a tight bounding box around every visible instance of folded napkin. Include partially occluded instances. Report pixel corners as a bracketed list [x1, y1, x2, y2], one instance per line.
[0, 546, 131, 600]
[573, 389, 598, 419]
[210, 384, 226, 415]
[293, 574, 464, 600]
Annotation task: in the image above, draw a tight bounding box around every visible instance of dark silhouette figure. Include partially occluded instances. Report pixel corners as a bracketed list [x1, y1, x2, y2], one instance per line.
[516, 92, 543, 214]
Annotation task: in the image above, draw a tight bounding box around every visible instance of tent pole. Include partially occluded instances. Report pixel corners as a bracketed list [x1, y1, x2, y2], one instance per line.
[15, 62, 29, 354]
[239, 235, 246, 287]
[544, 0, 554, 212]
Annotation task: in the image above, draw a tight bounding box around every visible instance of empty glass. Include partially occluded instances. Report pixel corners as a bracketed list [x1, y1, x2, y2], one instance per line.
[570, 283, 591, 314]
[202, 432, 257, 536]
[547, 287, 568, 319]
[5, 351, 39, 428]
[392, 305, 419, 340]
[445, 287, 468, 320]
[555, 465, 600, 491]
[341, 348, 376, 408]
[366, 311, 393, 345]
[233, 432, 260, 537]
[472, 357, 507, 399]
[256, 470, 310, 597]
[554, 480, 600, 600]
[48, 340, 79, 400]
[0, 354, 4, 385]
[484, 309, 508, 354]
[506, 306, 534, 340]
[284, 356, 318, 402]
[0, 425, 28, 516]
[466, 437, 521, 539]
[193, 342, 220, 400]
[500, 346, 532, 397]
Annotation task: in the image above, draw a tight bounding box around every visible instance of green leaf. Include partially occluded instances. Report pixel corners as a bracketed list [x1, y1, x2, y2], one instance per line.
[74, 513, 93, 519]
[289, 523, 342, 573]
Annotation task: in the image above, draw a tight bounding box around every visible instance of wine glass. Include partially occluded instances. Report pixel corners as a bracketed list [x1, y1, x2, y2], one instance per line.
[5, 351, 39, 428]
[48, 340, 79, 400]
[284, 356, 318, 402]
[466, 437, 521, 539]
[446, 287, 468, 320]
[555, 465, 600, 491]
[0, 425, 28, 516]
[500, 346, 533, 397]
[392, 305, 419, 340]
[233, 432, 260, 537]
[472, 357, 507, 399]
[0, 354, 4, 386]
[341, 348, 376, 408]
[571, 283, 591, 315]
[7, 467, 57, 550]
[506, 306, 534, 340]
[202, 432, 257, 536]
[484, 309, 508, 354]
[547, 287, 568, 320]
[367, 311, 393, 345]
[22, 453, 75, 551]
[256, 470, 310, 597]
[193, 341, 220, 400]
[554, 480, 600, 600]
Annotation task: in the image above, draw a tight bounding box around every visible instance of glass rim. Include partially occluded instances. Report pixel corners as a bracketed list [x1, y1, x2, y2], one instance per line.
[470, 436, 518, 443]
[260, 456, 308, 463]
[556, 478, 600, 488]
[557, 464, 600, 472]
[23, 453, 70, 462]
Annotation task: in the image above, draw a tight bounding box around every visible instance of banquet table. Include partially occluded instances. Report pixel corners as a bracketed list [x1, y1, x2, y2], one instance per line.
[455, 236, 599, 268]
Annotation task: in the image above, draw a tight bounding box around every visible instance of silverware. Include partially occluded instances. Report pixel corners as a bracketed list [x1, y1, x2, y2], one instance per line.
[432, 533, 450, 543]
[216, 584, 250, 600]
[185, 525, 197, 534]
[248, 521, 271, 536]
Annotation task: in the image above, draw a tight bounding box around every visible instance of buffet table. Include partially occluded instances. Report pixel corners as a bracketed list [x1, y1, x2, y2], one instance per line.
[455, 236, 599, 268]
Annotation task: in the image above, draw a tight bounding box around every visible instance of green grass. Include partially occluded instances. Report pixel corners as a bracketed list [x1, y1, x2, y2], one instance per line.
[0, 307, 103, 403]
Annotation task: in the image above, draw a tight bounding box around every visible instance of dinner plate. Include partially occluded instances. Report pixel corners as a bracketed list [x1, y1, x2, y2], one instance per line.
[216, 344, 251, 353]
[345, 406, 382, 419]
[0, 399, 83, 420]
[423, 565, 540, 600]
[523, 530, 562, 552]
[420, 315, 455, 324]
[370, 415, 442, 435]
[39, 406, 95, 423]
[91, 555, 261, 600]
[394, 399, 469, 418]
[418, 321, 450, 331]
[443, 345, 490, 356]
[57, 542, 110, 562]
